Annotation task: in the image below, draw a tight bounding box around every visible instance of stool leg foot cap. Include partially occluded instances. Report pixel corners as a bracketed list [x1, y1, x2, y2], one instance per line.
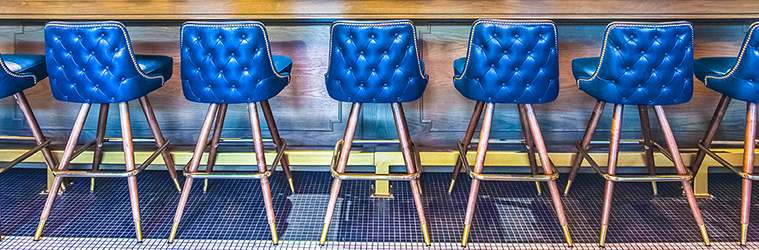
[319, 224, 329, 246]
[461, 224, 470, 248]
[173, 178, 182, 192]
[740, 223, 748, 245]
[599, 225, 608, 247]
[168, 221, 179, 243]
[135, 221, 143, 242]
[421, 224, 430, 246]
[563, 225, 573, 247]
[700, 224, 710, 246]
[288, 178, 295, 193]
[448, 180, 456, 194]
[33, 220, 45, 241]
[563, 180, 573, 196]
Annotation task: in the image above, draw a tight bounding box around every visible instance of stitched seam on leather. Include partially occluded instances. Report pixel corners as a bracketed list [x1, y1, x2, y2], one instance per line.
[45, 22, 165, 84]
[455, 20, 557, 82]
[180, 22, 291, 82]
[704, 21, 759, 84]
[578, 21, 693, 88]
[327, 20, 426, 80]
[0, 57, 37, 83]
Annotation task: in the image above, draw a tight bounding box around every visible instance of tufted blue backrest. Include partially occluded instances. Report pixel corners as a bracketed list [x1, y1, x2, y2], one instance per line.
[44, 21, 166, 103]
[454, 20, 558, 104]
[325, 20, 428, 103]
[703, 22, 759, 102]
[180, 21, 290, 103]
[579, 21, 693, 105]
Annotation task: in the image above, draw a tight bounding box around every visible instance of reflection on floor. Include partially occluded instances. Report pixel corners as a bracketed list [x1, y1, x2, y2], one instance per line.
[0, 167, 756, 249]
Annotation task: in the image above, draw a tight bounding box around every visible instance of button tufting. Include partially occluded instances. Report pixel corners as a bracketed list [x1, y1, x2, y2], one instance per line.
[515, 34, 519, 38]
[241, 34, 246, 38]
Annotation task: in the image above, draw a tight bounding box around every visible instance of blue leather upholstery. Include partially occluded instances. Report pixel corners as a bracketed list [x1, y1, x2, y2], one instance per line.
[0, 54, 46, 99]
[180, 21, 291, 104]
[694, 22, 759, 103]
[573, 22, 694, 105]
[325, 20, 428, 103]
[454, 20, 559, 104]
[44, 21, 172, 103]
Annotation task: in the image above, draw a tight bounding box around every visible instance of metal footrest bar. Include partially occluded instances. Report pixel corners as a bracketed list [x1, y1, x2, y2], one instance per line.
[183, 138, 286, 180]
[0, 136, 52, 174]
[457, 140, 559, 182]
[53, 138, 171, 178]
[328, 140, 421, 181]
[697, 141, 759, 181]
[576, 141, 692, 182]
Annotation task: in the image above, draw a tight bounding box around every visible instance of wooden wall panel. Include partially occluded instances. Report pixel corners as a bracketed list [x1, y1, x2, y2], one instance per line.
[0, 19, 756, 151]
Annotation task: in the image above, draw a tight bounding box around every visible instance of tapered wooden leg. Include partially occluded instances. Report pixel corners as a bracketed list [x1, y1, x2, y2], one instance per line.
[741, 103, 756, 245]
[248, 102, 279, 245]
[599, 104, 623, 247]
[88, 103, 110, 192]
[14, 92, 58, 171]
[518, 104, 542, 196]
[203, 103, 228, 193]
[462, 102, 494, 247]
[168, 104, 218, 243]
[261, 100, 295, 193]
[118, 102, 143, 241]
[139, 96, 180, 192]
[566, 101, 605, 195]
[654, 105, 710, 246]
[523, 104, 572, 247]
[638, 105, 658, 195]
[396, 103, 422, 196]
[34, 103, 91, 241]
[320, 103, 361, 246]
[450, 101, 485, 193]
[392, 103, 430, 245]
[691, 95, 731, 174]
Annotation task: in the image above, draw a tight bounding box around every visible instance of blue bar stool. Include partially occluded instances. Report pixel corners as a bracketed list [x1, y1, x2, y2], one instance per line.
[319, 20, 430, 246]
[565, 21, 710, 246]
[35, 21, 177, 241]
[690, 21, 759, 245]
[447, 20, 571, 247]
[169, 21, 293, 244]
[0, 53, 59, 213]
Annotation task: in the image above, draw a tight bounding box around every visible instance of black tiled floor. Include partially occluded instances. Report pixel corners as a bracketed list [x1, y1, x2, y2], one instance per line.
[0, 166, 757, 247]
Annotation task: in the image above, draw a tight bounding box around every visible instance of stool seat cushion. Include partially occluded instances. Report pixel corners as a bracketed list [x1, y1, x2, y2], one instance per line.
[575, 22, 694, 106]
[180, 21, 291, 104]
[694, 57, 736, 82]
[453, 20, 559, 104]
[0, 54, 46, 99]
[44, 21, 171, 104]
[571, 57, 599, 80]
[136, 55, 173, 80]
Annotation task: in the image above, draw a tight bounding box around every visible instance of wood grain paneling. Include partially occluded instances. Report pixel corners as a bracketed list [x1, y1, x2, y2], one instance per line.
[0, 1, 758, 20]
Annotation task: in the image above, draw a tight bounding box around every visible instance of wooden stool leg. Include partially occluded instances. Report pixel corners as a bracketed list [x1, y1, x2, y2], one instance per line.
[261, 100, 295, 193]
[566, 101, 606, 195]
[168, 104, 218, 243]
[523, 104, 572, 247]
[461, 102, 494, 247]
[691, 95, 731, 174]
[393, 103, 430, 245]
[741, 102, 756, 245]
[89, 103, 110, 192]
[320, 103, 361, 246]
[203, 103, 228, 193]
[34, 103, 91, 241]
[14, 92, 59, 173]
[599, 104, 623, 247]
[119, 102, 143, 241]
[449, 101, 485, 193]
[654, 105, 710, 246]
[249, 102, 279, 245]
[518, 104, 542, 196]
[638, 105, 658, 195]
[139, 96, 181, 192]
